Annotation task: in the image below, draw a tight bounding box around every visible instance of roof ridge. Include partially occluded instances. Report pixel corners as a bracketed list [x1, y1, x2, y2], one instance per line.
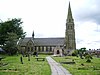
[34, 37, 64, 39]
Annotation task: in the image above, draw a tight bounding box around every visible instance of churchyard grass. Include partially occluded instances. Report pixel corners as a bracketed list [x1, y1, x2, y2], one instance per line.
[52, 56, 100, 75]
[0, 54, 51, 75]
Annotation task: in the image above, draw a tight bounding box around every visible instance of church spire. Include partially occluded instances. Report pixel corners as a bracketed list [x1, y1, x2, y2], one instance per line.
[67, 2, 73, 22]
[32, 30, 34, 39]
[65, 1, 76, 50]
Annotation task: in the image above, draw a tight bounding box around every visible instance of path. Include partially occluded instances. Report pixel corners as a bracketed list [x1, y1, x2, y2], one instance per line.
[46, 56, 72, 75]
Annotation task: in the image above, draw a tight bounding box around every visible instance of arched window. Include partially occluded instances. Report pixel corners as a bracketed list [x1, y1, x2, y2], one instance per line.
[28, 47, 30, 52]
[71, 26, 72, 29]
[69, 19, 71, 22]
[50, 47, 52, 51]
[42, 46, 44, 51]
[31, 47, 33, 51]
[38, 46, 40, 51]
[35, 46, 37, 50]
[46, 46, 48, 52]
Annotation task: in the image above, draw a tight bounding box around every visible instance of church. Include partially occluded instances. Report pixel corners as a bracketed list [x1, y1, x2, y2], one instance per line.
[18, 2, 76, 55]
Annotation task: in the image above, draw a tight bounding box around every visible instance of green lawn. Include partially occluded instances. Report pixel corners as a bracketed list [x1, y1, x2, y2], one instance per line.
[52, 56, 100, 75]
[0, 54, 51, 75]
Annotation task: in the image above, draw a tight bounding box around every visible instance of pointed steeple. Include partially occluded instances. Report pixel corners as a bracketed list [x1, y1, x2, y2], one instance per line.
[67, 2, 73, 22]
[65, 1, 76, 50]
[32, 30, 34, 39]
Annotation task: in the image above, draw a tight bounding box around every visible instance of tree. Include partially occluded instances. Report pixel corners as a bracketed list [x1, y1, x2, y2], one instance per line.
[72, 50, 78, 57]
[0, 18, 26, 46]
[4, 32, 18, 55]
[85, 54, 92, 62]
[0, 18, 26, 55]
[79, 47, 86, 59]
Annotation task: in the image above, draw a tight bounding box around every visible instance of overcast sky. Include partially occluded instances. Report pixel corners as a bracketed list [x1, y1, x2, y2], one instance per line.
[0, 0, 100, 49]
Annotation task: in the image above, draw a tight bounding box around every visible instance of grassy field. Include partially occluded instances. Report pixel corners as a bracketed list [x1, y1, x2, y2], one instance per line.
[0, 54, 51, 75]
[52, 56, 100, 75]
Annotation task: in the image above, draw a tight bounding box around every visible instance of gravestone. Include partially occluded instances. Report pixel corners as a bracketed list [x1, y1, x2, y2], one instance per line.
[33, 51, 38, 57]
[28, 54, 30, 61]
[20, 56, 23, 64]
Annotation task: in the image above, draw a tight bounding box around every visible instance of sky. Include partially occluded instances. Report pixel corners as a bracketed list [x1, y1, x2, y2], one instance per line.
[0, 0, 100, 49]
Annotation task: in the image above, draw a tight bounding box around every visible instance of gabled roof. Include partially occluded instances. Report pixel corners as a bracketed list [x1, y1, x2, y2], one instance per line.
[18, 37, 33, 46]
[34, 38, 64, 46]
[18, 37, 65, 46]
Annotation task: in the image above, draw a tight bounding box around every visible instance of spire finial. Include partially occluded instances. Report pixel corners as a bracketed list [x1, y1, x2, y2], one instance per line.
[67, 1, 73, 22]
[32, 30, 34, 39]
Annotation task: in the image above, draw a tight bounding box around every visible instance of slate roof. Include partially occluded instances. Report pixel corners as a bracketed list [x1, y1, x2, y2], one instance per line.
[34, 38, 65, 46]
[18, 37, 65, 46]
[18, 37, 33, 46]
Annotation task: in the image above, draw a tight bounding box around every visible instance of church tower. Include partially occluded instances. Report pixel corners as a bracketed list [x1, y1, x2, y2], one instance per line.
[65, 2, 76, 50]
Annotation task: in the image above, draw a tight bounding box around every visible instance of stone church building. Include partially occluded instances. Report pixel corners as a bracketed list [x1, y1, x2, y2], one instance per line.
[18, 2, 76, 55]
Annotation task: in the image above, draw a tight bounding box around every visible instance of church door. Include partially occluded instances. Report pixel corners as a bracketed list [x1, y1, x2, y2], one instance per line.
[57, 50, 60, 54]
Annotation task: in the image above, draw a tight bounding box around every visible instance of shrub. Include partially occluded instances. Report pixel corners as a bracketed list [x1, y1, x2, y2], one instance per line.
[71, 50, 78, 56]
[85, 54, 92, 63]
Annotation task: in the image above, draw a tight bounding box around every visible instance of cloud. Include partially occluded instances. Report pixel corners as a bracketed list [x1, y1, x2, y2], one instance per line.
[93, 40, 100, 43]
[0, 0, 100, 49]
[76, 39, 84, 44]
[74, 0, 100, 25]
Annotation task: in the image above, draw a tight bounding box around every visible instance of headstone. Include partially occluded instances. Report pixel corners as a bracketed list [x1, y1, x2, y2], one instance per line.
[28, 54, 30, 61]
[36, 52, 38, 57]
[33, 51, 38, 57]
[20, 56, 23, 64]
